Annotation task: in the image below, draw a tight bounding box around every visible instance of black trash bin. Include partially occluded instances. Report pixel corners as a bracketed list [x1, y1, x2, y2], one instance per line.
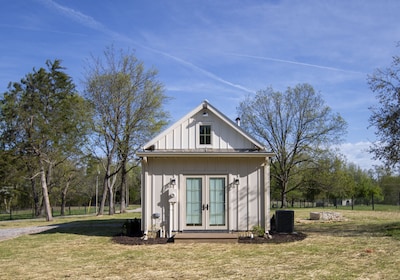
[275, 210, 294, 233]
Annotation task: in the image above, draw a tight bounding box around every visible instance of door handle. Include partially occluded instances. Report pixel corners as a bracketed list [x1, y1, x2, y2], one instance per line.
[202, 204, 209, 211]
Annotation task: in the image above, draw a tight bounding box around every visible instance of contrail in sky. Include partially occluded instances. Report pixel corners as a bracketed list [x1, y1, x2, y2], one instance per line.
[39, 0, 255, 94]
[40, 0, 104, 31]
[226, 52, 366, 75]
[40, 0, 363, 92]
[141, 47, 256, 94]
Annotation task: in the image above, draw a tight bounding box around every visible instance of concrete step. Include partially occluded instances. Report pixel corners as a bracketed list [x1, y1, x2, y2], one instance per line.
[173, 232, 238, 243]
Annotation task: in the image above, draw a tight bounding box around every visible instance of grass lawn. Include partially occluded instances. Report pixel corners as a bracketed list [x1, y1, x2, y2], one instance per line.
[0, 208, 399, 279]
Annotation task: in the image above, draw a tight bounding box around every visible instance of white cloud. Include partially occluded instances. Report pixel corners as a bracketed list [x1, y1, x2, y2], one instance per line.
[336, 142, 381, 170]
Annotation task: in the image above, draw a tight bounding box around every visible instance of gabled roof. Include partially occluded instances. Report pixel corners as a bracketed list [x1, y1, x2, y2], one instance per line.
[137, 100, 274, 157]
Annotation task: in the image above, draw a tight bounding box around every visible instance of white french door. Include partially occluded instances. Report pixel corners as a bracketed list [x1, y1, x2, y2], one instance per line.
[185, 176, 227, 230]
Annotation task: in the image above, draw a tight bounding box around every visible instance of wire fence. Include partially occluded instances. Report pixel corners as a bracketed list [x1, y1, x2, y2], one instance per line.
[0, 206, 100, 221]
[272, 198, 400, 211]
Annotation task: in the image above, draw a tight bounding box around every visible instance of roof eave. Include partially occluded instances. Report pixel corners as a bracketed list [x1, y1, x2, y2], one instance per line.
[136, 151, 275, 158]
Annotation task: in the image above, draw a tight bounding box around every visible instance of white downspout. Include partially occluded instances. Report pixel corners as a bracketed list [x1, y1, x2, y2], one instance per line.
[141, 157, 148, 235]
[264, 157, 271, 233]
[169, 202, 174, 238]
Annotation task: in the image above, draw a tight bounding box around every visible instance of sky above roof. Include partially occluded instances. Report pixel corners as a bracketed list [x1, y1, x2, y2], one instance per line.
[1, 0, 399, 170]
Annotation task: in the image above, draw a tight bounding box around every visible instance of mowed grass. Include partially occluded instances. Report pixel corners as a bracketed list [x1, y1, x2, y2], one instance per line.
[0, 209, 399, 280]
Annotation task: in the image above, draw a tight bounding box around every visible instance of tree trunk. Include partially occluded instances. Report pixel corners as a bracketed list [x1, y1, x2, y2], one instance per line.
[108, 173, 118, 215]
[30, 177, 41, 217]
[98, 176, 108, 215]
[60, 179, 70, 216]
[4, 197, 11, 214]
[61, 191, 66, 216]
[27, 164, 41, 216]
[280, 181, 288, 208]
[119, 160, 127, 213]
[280, 192, 287, 208]
[40, 159, 53, 221]
[109, 182, 114, 215]
[125, 181, 130, 207]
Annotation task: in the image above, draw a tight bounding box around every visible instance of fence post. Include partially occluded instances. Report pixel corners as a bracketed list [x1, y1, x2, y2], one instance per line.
[371, 194, 375, 210]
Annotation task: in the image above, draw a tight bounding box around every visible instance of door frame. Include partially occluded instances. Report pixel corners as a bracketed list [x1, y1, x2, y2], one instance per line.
[182, 174, 228, 231]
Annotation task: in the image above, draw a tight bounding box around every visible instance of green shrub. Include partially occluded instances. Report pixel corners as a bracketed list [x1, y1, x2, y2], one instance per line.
[252, 225, 265, 237]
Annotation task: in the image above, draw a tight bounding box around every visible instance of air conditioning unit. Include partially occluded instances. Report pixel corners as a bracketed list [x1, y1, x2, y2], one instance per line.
[275, 210, 294, 233]
[168, 188, 178, 203]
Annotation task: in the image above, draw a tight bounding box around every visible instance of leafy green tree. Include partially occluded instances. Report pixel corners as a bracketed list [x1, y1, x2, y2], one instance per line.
[129, 165, 141, 204]
[84, 46, 169, 215]
[238, 83, 347, 207]
[368, 47, 400, 169]
[299, 154, 355, 203]
[348, 164, 382, 205]
[0, 149, 26, 212]
[49, 158, 88, 216]
[378, 174, 400, 205]
[0, 60, 91, 221]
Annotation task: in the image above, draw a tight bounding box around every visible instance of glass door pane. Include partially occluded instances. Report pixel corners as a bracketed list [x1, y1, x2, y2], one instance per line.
[186, 178, 202, 226]
[209, 178, 225, 226]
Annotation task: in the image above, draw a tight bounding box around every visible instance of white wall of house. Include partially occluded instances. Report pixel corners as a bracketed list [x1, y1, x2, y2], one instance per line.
[141, 156, 270, 235]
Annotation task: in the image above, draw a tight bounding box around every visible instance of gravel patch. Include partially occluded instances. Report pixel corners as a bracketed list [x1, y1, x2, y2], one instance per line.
[0, 207, 141, 242]
[0, 225, 58, 241]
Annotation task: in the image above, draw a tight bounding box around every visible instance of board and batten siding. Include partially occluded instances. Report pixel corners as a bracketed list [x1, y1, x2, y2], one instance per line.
[142, 157, 268, 232]
[153, 111, 253, 150]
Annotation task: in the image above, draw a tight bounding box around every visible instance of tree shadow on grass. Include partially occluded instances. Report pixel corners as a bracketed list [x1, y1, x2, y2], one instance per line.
[34, 218, 400, 242]
[36, 219, 126, 237]
[296, 220, 400, 239]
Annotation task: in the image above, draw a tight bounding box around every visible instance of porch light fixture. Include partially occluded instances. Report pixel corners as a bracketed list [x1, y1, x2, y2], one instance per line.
[152, 213, 160, 219]
[234, 178, 239, 186]
[170, 178, 176, 186]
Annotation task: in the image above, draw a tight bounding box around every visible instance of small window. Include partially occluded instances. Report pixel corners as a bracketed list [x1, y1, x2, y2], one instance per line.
[199, 125, 211, 145]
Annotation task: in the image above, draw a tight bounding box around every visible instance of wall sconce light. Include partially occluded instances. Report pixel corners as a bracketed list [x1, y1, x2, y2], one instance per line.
[234, 178, 239, 186]
[152, 213, 160, 219]
[170, 178, 176, 186]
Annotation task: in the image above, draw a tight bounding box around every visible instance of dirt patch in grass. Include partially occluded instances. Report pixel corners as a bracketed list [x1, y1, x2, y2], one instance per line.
[112, 235, 173, 245]
[238, 232, 307, 244]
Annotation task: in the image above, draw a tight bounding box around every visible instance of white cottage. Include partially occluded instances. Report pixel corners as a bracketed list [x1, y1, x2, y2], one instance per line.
[137, 100, 274, 237]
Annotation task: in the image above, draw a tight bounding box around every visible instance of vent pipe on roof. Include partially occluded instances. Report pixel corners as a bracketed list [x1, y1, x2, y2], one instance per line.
[235, 117, 241, 126]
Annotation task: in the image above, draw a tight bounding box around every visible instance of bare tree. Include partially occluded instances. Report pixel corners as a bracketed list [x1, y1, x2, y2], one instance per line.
[238, 83, 347, 207]
[368, 47, 400, 169]
[84, 46, 169, 215]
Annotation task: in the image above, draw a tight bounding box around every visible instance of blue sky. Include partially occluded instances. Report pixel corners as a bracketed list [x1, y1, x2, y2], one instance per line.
[1, 0, 399, 170]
